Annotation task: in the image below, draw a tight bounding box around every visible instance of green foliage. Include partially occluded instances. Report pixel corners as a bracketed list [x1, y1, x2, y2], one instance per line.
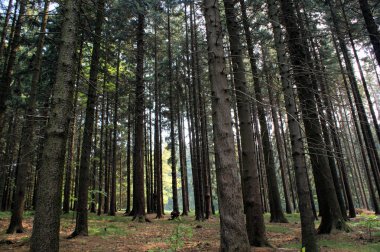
[89, 224, 127, 236]
[165, 218, 193, 252]
[266, 224, 291, 234]
[364, 215, 380, 240]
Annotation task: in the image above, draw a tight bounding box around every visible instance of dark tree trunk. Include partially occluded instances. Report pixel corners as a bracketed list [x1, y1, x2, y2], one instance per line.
[240, 0, 288, 222]
[7, 0, 47, 234]
[267, 0, 317, 249]
[177, 88, 189, 215]
[70, 0, 105, 237]
[132, 12, 148, 222]
[153, 11, 162, 218]
[63, 36, 83, 214]
[97, 74, 106, 216]
[0, 0, 26, 152]
[203, 0, 250, 249]
[279, 0, 347, 235]
[126, 97, 132, 215]
[222, 0, 268, 246]
[358, 0, 380, 67]
[167, 5, 179, 217]
[189, 0, 203, 221]
[264, 59, 293, 214]
[328, 0, 380, 203]
[0, 0, 13, 62]
[110, 47, 120, 216]
[30, 0, 79, 249]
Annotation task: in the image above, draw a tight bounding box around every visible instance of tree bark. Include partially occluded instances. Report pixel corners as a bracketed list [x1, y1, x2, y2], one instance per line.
[358, 0, 380, 67]
[223, 0, 268, 246]
[30, 0, 79, 250]
[0, 0, 26, 143]
[203, 0, 250, 249]
[267, 0, 317, 249]
[70, 0, 105, 237]
[132, 12, 148, 222]
[279, 0, 347, 235]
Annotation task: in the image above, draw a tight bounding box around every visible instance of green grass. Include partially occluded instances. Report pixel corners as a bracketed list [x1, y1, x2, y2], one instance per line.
[285, 237, 380, 252]
[0, 211, 35, 219]
[266, 224, 291, 234]
[88, 223, 128, 236]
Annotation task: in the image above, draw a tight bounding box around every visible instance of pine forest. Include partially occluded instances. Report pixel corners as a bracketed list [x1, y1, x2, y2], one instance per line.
[0, 0, 380, 251]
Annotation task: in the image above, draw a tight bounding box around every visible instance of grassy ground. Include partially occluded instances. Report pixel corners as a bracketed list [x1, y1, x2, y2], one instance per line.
[0, 211, 379, 251]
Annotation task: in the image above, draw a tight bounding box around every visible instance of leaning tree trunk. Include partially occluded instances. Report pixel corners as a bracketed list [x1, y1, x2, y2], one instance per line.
[202, 0, 250, 250]
[222, 0, 268, 246]
[279, 0, 347, 234]
[267, 0, 317, 249]
[240, 0, 288, 223]
[328, 0, 380, 200]
[357, 0, 380, 67]
[30, 0, 79, 250]
[70, 0, 105, 237]
[263, 54, 293, 214]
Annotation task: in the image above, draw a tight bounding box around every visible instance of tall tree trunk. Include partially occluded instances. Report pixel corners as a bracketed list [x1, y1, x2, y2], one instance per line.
[357, 0, 380, 67]
[0, 0, 13, 63]
[7, 0, 48, 234]
[240, 0, 288, 222]
[30, 0, 79, 249]
[328, 0, 380, 201]
[264, 59, 293, 214]
[331, 32, 380, 214]
[70, 0, 105, 237]
[203, 0, 250, 249]
[189, 0, 203, 221]
[0, 0, 26, 144]
[153, 10, 162, 218]
[279, 0, 347, 234]
[222, 0, 268, 246]
[267, 0, 317, 249]
[110, 46, 120, 216]
[167, 5, 179, 217]
[133, 12, 148, 222]
[178, 92, 189, 215]
[97, 62, 107, 215]
[125, 103, 132, 214]
[63, 36, 83, 214]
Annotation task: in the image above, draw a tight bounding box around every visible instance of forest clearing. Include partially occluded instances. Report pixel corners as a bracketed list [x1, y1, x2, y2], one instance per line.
[0, 211, 380, 251]
[1, 0, 380, 251]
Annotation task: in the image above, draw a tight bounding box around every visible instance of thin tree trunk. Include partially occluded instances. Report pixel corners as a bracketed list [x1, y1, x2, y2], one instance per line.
[0, 0, 13, 63]
[70, 0, 105, 237]
[0, 0, 26, 149]
[7, 0, 48, 234]
[110, 46, 120, 216]
[265, 63, 293, 214]
[63, 35, 83, 214]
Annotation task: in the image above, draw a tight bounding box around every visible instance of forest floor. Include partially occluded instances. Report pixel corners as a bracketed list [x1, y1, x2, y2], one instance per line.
[0, 211, 380, 251]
